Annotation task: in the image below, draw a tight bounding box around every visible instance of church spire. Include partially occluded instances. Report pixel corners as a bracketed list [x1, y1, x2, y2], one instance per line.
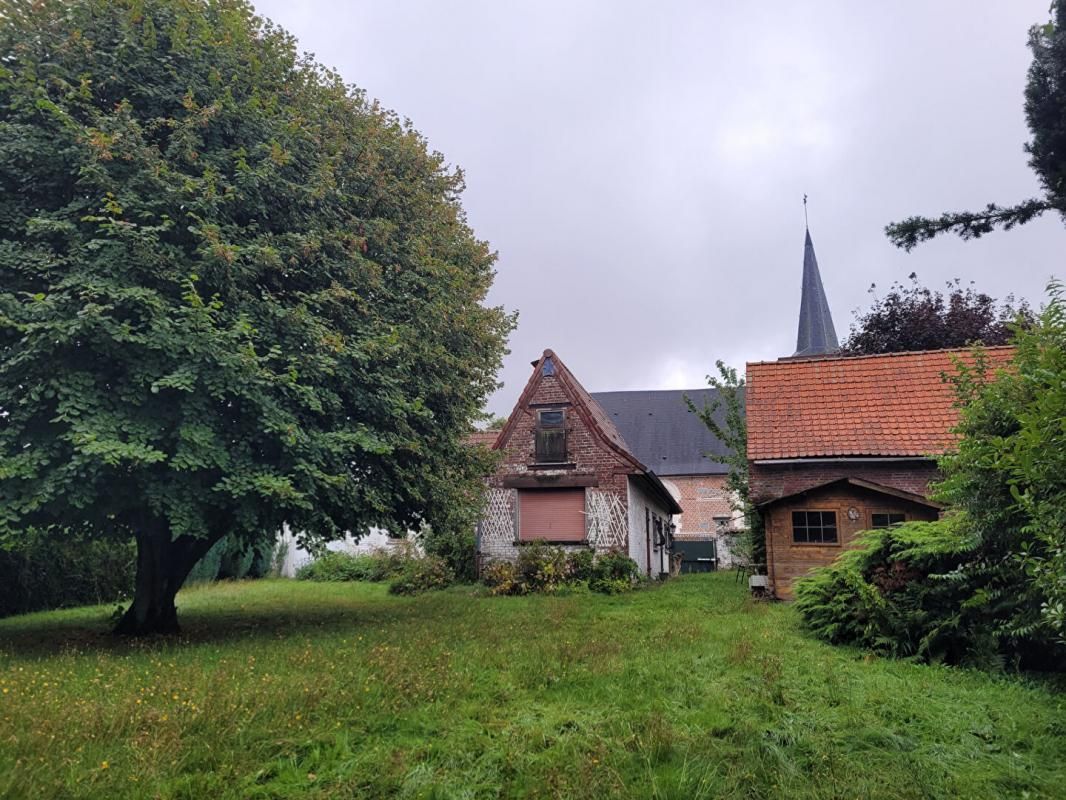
[793, 217, 839, 357]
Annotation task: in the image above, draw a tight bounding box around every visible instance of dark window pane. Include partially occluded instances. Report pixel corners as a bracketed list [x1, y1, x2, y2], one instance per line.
[539, 410, 564, 427]
[872, 512, 906, 529]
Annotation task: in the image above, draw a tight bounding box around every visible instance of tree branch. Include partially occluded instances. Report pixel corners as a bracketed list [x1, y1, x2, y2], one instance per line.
[885, 198, 1055, 251]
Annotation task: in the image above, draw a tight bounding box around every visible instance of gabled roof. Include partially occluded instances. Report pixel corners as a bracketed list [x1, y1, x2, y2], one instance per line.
[747, 346, 1015, 460]
[794, 228, 840, 357]
[591, 389, 739, 476]
[756, 477, 945, 509]
[496, 350, 682, 515]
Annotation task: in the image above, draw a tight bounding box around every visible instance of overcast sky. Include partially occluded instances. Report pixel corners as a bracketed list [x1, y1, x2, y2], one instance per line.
[255, 0, 1063, 415]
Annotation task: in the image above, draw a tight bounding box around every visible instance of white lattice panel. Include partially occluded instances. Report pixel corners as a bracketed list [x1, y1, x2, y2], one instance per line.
[479, 488, 515, 544]
[586, 490, 628, 551]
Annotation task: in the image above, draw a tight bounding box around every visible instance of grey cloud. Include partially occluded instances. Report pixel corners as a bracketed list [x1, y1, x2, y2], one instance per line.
[254, 0, 1063, 414]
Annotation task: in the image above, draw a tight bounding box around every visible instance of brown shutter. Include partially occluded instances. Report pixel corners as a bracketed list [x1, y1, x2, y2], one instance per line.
[519, 489, 585, 542]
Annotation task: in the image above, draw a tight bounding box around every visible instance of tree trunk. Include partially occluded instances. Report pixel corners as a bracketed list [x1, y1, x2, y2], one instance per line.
[114, 529, 219, 636]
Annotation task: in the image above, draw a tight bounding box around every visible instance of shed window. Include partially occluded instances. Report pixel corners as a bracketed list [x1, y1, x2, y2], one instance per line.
[518, 489, 585, 542]
[871, 512, 906, 529]
[792, 510, 838, 544]
[535, 409, 567, 463]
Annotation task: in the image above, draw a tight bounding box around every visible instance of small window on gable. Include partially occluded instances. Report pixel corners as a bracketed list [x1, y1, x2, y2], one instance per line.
[535, 408, 567, 463]
[792, 510, 838, 544]
[871, 512, 906, 529]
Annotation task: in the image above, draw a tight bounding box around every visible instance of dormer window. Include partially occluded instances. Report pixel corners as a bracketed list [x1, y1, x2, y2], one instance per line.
[535, 409, 567, 463]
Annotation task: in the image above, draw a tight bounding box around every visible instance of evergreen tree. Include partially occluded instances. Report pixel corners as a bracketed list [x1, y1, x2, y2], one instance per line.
[886, 3, 1066, 249]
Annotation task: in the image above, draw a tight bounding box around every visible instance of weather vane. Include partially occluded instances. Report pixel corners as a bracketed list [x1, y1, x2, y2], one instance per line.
[803, 193, 809, 228]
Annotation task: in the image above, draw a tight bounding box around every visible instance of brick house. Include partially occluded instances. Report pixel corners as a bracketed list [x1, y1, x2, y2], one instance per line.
[592, 389, 745, 570]
[746, 346, 1015, 598]
[476, 350, 682, 577]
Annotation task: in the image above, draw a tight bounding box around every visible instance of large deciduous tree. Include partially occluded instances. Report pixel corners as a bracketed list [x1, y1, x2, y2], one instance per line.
[0, 0, 513, 634]
[886, 3, 1066, 249]
[842, 275, 1031, 355]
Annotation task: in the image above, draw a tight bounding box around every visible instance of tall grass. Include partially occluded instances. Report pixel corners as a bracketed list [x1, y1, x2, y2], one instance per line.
[0, 575, 1063, 799]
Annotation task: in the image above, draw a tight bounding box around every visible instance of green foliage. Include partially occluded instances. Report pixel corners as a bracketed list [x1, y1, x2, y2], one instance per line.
[0, 0, 512, 630]
[3, 575, 1066, 799]
[938, 282, 1066, 644]
[294, 549, 406, 583]
[185, 534, 277, 584]
[886, 3, 1066, 248]
[565, 547, 596, 582]
[482, 544, 639, 596]
[798, 286, 1066, 668]
[387, 554, 455, 595]
[480, 559, 522, 595]
[0, 534, 135, 617]
[795, 519, 1023, 666]
[587, 548, 641, 594]
[686, 362, 764, 565]
[513, 541, 573, 594]
[419, 525, 478, 582]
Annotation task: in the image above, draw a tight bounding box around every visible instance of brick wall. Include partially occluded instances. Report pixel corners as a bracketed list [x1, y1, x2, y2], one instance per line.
[662, 474, 744, 568]
[749, 460, 939, 506]
[479, 370, 635, 564]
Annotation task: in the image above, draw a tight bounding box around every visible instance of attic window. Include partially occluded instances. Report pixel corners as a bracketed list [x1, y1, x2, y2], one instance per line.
[535, 408, 567, 463]
[542, 357, 555, 376]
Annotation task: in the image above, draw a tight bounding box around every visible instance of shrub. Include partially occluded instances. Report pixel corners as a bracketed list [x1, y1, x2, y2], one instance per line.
[420, 526, 478, 583]
[294, 546, 423, 583]
[514, 541, 575, 594]
[388, 555, 455, 595]
[482, 545, 641, 596]
[481, 560, 523, 596]
[795, 518, 1063, 668]
[295, 551, 371, 582]
[566, 548, 596, 583]
[0, 535, 135, 618]
[588, 549, 641, 594]
[187, 535, 279, 585]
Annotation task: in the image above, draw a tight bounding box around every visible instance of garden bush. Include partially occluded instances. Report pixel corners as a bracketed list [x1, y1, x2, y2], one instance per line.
[482, 544, 641, 596]
[588, 549, 642, 594]
[294, 549, 409, 582]
[796, 287, 1066, 671]
[186, 535, 279, 585]
[388, 555, 455, 595]
[0, 535, 135, 618]
[795, 516, 1065, 669]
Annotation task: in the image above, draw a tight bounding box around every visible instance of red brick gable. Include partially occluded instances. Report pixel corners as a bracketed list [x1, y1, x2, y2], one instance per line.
[746, 346, 1015, 460]
[495, 349, 644, 469]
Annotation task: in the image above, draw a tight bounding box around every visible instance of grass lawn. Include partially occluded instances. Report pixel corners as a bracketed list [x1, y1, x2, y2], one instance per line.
[1, 574, 1064, 799]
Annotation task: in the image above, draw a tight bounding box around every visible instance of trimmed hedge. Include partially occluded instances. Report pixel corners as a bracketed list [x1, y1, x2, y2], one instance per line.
[0, 536, 135, 618]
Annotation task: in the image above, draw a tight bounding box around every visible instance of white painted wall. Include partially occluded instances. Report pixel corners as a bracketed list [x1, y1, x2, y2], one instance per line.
[626, 477, 673, 578]
[277, 526, 415, 577]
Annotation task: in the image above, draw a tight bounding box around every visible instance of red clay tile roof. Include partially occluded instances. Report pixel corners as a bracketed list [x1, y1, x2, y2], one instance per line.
[465, 430, 500, 448]
[746, 346, 1015, 460]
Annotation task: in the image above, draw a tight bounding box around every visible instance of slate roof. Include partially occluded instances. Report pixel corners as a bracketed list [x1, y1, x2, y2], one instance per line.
[746, 347, 1015, 460]
[794, 229, 840, 357]
[591, 389, 738, 476]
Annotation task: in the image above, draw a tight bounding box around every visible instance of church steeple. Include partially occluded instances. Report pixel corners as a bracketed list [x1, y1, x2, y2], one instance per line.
[793, 225, 839, 357]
